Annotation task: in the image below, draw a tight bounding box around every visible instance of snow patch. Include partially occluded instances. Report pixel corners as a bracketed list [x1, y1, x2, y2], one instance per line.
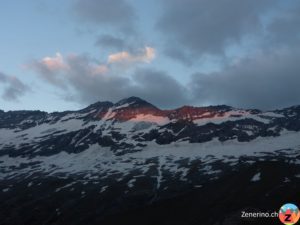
[2, 188, 9, 192]
[129, 114, 170, 125]
[251, 172, 261, 182]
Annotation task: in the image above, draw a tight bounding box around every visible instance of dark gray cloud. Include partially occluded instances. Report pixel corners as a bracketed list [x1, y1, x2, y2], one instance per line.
[94, 34, 144, 53]
[0, 72, 30, 101]
[64, 54, 131, 104]
[94, 34, 143, 53]
[157, 0, 276, 62]
[73, 0, 136, 33]
[164, 47, 193, 66]
[131, 69, 188, 108]
[190, 48, 300, 110]
[95, 34, 127, 50]
[266, 3, 300, 47]
[155, 1, 300, 109]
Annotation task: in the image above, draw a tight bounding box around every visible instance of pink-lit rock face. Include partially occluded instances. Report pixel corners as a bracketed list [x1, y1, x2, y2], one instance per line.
[89, 98, 240, 124]
[99, 106, 164, 122]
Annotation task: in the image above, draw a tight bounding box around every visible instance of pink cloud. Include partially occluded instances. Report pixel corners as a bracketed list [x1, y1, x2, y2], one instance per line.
[108, 46, 156, 64]
[41, 53, 68, 72]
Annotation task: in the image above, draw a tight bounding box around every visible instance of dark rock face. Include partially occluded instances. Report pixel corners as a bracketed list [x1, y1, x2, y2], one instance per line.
[0, 97, 300, 225]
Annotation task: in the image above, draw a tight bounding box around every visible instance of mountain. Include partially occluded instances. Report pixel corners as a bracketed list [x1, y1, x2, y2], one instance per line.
[0, 97, 300, 225]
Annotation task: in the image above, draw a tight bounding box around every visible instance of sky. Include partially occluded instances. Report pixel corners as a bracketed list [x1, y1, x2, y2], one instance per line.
[0, 0, 300, 112]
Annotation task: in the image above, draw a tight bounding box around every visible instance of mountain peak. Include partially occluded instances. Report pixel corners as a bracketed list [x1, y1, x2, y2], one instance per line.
[115, 96, 158, 109]
[80, 101, 113, 112]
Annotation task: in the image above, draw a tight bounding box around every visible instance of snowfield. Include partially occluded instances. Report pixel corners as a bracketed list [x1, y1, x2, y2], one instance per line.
[1, 131, 299, 181]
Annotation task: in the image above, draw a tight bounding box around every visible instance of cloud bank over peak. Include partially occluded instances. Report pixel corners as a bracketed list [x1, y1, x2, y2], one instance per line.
[27, 47, 188, 108]
[190, 47, 300, 110]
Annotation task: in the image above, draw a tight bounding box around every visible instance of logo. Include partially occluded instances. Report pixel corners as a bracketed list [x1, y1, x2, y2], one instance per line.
[279, 203, 300, 225]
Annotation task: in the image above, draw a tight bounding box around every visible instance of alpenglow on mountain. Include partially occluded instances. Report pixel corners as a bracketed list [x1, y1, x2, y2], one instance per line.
[1, 97, 300, 225]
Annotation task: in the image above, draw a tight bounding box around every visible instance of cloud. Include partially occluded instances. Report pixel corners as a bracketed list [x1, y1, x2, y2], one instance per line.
[185, 2, 300, 109]
[131, 69, 188, 107]
[151, 1, 300, 110]
[26, 53, 69, 88]
[156, 0, 277, 63]
[27, 49, 187, 108]
[41, 53, 68, 71]
[108, 47, 155, 64]
[29, 47, 156, 81]
[95, 34, 127, 50]
[73, 0, 136, 33]
[190, 47, 300, 110]
[0, 72, 30, 101]
[73, 0, 143, 61]
[265, 3, 300, 48]
[61, 54, 131, 104]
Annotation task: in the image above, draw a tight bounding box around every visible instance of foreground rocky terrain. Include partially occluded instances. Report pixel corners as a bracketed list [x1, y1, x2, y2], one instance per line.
[0, 97, 299, 225]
